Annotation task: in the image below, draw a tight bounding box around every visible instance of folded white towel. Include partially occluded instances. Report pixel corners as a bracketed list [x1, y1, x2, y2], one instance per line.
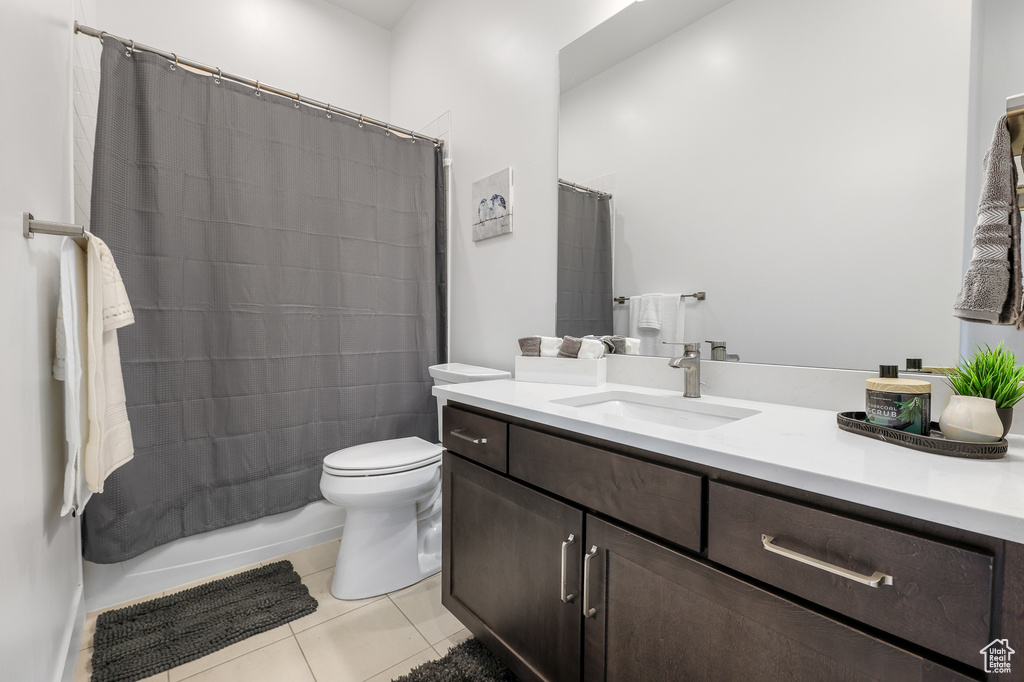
[624, 337, 641, 355]
[539, 336, 562, 357]
[637, 294, 663, 330]
[577, 338, 606, 359]
[55, 238, 91, 516]
[83, 232, 136, 494]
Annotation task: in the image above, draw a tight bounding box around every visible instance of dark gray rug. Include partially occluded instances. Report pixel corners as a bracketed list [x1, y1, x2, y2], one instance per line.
[91, 560, 318, 682]
[394, 638, 519, 682]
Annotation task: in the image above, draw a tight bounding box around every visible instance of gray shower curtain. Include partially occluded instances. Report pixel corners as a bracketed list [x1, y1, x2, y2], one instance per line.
[83, 41, 446, 563]
[556, 185, 613, 338]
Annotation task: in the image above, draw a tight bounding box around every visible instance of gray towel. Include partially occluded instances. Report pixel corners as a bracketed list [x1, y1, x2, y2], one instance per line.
[590, 335, 626, 354]
[557, 336, 583, 358]
[518, 336, 541, 356]
[954, 116, 1023, 327]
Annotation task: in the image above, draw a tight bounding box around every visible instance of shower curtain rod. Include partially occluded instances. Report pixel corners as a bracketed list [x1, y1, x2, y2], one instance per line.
[558, 179, 611, 197]
[74, 22, 443, 146]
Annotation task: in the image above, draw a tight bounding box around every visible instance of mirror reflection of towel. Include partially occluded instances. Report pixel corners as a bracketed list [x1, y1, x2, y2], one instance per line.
[637, 294, 663, 330]
[628, 295, 685, 357]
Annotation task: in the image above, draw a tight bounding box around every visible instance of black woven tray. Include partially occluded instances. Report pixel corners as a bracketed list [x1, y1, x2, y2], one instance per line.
[836, 411, 1006, 460]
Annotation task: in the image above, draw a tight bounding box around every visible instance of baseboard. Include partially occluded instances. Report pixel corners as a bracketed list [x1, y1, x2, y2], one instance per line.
[57, 584, 85, 682]
[84, 501, 345, 611]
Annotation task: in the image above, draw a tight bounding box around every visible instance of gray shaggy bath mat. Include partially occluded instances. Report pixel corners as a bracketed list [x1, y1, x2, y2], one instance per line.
[394, 638, 519, 682]
[91, 560, 317, 682]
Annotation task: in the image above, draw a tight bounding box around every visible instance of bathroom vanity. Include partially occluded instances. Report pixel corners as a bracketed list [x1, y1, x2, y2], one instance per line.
[435, 380, 1024, 682]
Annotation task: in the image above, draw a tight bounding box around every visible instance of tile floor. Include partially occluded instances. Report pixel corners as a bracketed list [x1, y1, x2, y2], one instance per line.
[75, 540, 472, 682]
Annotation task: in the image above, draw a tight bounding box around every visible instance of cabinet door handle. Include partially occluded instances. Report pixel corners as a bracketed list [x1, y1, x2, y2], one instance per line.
[560, 534, 576, 603]
[761, 534, 893, 588]
[449, 428, 487, 445]
[583, 545, 599, 618]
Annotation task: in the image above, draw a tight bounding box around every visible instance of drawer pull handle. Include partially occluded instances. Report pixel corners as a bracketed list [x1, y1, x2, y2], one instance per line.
[761, 534, 893, 588]
[449, 429, 487, 445]
[583, 545, 599, 618]
[560, 534, 576, 604]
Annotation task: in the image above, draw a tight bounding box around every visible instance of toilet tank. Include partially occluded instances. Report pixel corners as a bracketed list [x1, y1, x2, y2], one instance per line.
[428, 363, 511, 438]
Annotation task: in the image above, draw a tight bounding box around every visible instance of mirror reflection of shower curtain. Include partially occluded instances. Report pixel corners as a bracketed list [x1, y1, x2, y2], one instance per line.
[556, 184, 613, 338]
[82, 40, 446, 563]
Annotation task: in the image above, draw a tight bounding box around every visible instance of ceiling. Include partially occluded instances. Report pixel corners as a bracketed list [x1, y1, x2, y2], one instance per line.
[321, 0, 419, 30]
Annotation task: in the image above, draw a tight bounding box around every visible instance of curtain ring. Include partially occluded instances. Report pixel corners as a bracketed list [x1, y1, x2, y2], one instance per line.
[214, 67, 222, 85]
[99, 31, 107, 44]
[294, 94, 301, 109]
[254, 80, 261, 97]
[385, 123, 391, 136]
[125, 40, 135, 57]
[326, 104, 332, 119]
[358, 115, 364, 128]
[170, 53, 178, 70]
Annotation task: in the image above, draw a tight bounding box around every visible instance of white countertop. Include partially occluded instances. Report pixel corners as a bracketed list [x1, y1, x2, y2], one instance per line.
[434, 379, 1024, 544]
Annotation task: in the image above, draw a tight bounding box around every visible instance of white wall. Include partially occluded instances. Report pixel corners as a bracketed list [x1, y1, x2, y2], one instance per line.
[0, 0, 84, 679]
[559, 0, 972, 371]
[93, 0, 393, 122]
[961, 0, 1024, 359]
[389, 0, 633, 373]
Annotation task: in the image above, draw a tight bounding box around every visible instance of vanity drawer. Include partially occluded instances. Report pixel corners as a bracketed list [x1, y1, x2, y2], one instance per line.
[508, 426, 703, 552]
[707, 482, 993, 668]
[442, 405, 508, 473]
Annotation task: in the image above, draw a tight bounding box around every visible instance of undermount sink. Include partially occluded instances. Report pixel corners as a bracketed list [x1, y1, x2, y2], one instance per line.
[552, 391, 760, 431]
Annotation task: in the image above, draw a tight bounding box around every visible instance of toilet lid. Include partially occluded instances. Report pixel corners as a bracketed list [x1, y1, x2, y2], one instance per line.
[323, 437, 442, 476]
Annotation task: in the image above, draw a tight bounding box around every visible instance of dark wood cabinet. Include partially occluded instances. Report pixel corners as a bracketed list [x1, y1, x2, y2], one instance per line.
[442, 451, 583, 682]
[584, 516, 971, 682]
[441, 402, 1020, 682]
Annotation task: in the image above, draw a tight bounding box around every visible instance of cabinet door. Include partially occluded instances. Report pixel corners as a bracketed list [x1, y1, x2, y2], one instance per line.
[442, 452, 583, 682]
[583, 516, 972, 682]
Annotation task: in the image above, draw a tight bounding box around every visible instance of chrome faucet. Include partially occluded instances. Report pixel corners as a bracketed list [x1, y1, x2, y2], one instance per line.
[668, 342, 702, 398]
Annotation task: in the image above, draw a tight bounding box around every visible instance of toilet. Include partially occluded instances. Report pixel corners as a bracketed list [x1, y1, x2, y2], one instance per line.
[320, 362, 511, 599]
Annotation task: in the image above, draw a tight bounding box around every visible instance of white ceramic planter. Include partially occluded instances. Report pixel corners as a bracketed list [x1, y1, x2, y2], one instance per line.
[938, 395, 1003, 442]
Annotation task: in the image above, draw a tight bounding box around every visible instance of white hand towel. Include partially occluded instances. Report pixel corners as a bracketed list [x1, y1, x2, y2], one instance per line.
[56, 238, 91, 516]
[539, 336, 562, 357]
[577, 338, 606, 359]
[637, 294, 663, 330]
[630, 294, 685, 356]
[83, 232, 136, 494]
[624, 337, 641, 355]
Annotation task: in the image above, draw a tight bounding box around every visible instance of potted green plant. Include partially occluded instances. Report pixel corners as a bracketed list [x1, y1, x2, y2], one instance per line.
[945, 342, 1024, 437]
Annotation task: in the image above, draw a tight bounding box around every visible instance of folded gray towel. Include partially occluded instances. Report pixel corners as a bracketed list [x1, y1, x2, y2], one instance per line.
[954, 116, 1023, 326]
[557, 336, 583, 358]
[603, 335, 626, 354]
[518, 336, 541, 356]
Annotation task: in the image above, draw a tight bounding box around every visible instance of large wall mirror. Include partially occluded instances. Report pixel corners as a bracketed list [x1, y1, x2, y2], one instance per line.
[557, 0, 975, 370]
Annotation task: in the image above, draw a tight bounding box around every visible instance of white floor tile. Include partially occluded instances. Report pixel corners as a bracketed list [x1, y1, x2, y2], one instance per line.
[289, 567, 383, 634]
[432, 628, 473, 657]
[167, 624, 292, 682]
[295, 598, 430, 682]
[388, 573, 463, 645]
[363, 648, 440, 682]
[174, 637, 314, 682]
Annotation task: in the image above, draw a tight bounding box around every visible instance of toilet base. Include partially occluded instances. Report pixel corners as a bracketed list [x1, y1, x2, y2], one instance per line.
[330, 506, 441, 600]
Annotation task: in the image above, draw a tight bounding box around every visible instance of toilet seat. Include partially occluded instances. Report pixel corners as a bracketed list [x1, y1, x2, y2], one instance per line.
[323, 437, 442, 477]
